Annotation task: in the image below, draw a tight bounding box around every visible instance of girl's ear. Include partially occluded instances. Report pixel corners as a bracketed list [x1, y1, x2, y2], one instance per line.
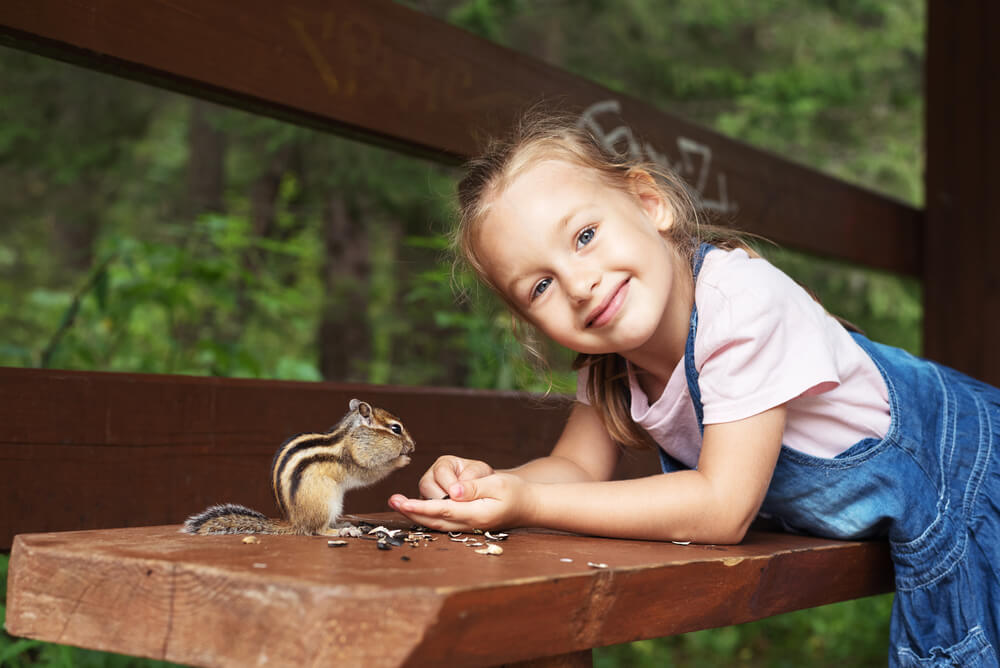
[627, 169, 674, 232]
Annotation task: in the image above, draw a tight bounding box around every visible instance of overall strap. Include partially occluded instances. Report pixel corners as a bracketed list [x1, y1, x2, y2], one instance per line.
[658, 242, 714, 474]
[684, 242, 714, 435]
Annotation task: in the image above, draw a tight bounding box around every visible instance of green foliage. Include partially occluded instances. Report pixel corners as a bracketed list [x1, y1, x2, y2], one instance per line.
[595, 594, 893, 668]
[2, 213, 325, 379]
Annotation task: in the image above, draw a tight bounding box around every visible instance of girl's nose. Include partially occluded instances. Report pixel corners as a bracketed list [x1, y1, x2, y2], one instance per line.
[567, 270, 600, 303]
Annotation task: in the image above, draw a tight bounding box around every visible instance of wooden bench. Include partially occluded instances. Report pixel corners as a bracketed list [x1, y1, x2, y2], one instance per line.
[1, 368, 894, 666]
[1, 1, 995, 666]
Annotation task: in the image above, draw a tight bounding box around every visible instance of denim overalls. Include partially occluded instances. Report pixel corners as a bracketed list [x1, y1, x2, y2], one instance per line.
[660, 244, 1000, 666]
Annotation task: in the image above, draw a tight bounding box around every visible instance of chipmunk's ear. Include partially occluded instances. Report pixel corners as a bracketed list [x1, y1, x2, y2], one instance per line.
[349, 398, 373, 421]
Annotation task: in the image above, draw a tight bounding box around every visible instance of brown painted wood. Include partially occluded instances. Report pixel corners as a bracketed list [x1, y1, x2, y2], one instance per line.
[923, 0, 1000, 384]
[0, 0, 921, 275]
[0, 366, 658, 550]
[5, 513, 894, 667]
[504, 650, 593, 668]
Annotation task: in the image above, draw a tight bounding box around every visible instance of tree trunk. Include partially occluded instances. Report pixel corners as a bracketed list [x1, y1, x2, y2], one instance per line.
[186, 100, 226, 218]
[318, 195, 370, 382]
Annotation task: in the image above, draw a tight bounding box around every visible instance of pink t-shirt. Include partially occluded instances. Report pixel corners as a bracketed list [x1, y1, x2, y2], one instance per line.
[577, 247, 890, 468]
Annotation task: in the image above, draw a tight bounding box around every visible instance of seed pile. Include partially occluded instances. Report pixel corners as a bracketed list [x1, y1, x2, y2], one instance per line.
[323, 523, 510, 556]
[450, 529, 509, 556]
[340, 524, 437, 561]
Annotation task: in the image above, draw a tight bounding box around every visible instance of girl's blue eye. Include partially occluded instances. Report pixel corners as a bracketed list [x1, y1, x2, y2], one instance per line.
[577, 226, 596, 249]
[531, 278, 552, 300]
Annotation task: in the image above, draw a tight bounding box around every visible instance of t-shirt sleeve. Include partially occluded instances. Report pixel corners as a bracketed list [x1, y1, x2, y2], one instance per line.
[694, 251, 842, 424]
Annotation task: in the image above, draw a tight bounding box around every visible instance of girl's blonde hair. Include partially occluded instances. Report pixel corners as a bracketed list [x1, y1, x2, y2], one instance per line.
[454, 109, 750, 450]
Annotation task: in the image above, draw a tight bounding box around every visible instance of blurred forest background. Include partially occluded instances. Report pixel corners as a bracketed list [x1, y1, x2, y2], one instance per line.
[1, 0, 922, 665]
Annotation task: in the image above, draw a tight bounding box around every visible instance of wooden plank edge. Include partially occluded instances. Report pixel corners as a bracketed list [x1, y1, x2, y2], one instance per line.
[4, 532, 447, 667]
[404, 535, 893, 665]
[0, 24, 466, 166]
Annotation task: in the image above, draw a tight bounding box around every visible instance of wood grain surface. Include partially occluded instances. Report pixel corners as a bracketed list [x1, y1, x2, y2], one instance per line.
[5, 513, 894, 667]
[0, 0, 921, 275]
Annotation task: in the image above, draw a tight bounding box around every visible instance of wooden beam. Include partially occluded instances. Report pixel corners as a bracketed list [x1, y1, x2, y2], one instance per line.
[0, 0, 921, 275]
[6, 516, 893, 666]
[0, 367, 659, 549]
[924, 0, 1000, 382]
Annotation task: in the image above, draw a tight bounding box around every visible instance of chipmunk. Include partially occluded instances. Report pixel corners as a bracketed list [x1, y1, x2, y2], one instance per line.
[182, 398, 415, 536]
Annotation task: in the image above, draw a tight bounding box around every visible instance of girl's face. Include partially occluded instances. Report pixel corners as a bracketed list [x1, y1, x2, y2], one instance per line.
[477, 159, 691, 360]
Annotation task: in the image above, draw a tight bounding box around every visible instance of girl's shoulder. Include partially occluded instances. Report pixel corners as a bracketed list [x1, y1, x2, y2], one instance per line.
[696, 246, 810, 326]
[698, 246, 792, 294]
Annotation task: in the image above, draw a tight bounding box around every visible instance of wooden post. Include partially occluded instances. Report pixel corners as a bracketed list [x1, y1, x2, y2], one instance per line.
[924, 0, 1000, 384]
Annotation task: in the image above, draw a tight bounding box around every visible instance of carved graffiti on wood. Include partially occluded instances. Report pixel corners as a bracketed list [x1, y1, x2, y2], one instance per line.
[578, 100, 737, 214]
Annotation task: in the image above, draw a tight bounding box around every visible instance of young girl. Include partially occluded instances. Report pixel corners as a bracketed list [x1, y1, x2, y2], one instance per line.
[387, 111, 999, 666]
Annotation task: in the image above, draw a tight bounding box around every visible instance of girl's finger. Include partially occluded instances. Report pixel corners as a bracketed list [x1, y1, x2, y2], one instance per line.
[389, 495, 481, 532]
[457, 459, 494, 481]
[449, 473, 502, 502]
[434, 457, 463, 486]
[417, 473, 448, 500]
[418, 457, 462, 499]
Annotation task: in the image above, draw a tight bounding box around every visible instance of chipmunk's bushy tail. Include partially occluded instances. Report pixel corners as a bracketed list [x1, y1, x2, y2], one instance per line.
[181, 503, 290, 535]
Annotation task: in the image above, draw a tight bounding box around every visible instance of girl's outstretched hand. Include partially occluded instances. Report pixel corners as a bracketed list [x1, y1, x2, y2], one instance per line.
[388, 472, 535, 532]
[416, 455, 495, 500]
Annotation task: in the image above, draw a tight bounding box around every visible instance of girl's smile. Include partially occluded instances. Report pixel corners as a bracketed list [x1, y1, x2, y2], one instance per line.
[476, 158, 693, 379]
[586, 277, 630, 328]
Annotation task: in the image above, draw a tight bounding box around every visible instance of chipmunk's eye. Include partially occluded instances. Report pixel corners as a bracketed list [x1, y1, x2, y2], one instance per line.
[389, 423, 403, 435]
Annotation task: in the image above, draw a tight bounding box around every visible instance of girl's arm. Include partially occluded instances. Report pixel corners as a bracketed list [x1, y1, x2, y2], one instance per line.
[503, 402, 621, 482]
[391, 404, 786, 545]
[407, 403, 620, 500]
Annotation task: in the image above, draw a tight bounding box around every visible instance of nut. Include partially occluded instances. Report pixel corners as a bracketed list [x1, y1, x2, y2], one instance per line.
[475, 544, 504, 556]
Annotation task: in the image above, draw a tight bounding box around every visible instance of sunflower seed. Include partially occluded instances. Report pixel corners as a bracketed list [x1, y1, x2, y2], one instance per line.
[475, 544, 504, 555]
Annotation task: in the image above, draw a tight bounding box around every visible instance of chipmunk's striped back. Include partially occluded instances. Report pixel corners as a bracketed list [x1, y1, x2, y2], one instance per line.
[270, 427, 349, 520]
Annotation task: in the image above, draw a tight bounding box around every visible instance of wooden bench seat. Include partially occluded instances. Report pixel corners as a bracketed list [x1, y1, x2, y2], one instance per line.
[5, 513, 892, 667]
